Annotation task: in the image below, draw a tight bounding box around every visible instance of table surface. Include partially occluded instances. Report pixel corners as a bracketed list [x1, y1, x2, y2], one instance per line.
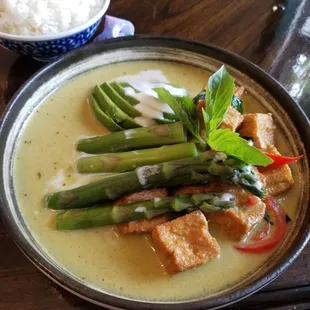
[1, 0, 310, 309]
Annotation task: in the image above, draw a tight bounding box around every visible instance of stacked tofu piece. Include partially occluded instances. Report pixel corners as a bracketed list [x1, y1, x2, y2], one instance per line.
[219, 90, 294, 196]
[114, 89, 295, 274]
[238, 113, 294, 195]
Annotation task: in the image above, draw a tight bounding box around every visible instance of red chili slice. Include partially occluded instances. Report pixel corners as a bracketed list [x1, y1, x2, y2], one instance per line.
[234, 197, 287, 253]
[265, 153, 303, 168]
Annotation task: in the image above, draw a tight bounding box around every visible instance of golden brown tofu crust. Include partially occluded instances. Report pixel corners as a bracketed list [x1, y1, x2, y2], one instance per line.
[220, 106, 244, 132]
[234, 86, 245, 98]
[115, 214, 171, 235]
[257, 146, 294, 195]
[259, 164, 294, 196]
[114, 188, 168, 206]
[151, 211, 220, 273]
[207, 200, 266, 240]
[174, 182, 251, 205]
[238, 113, 275, 150]
[264, 145, 280, 155]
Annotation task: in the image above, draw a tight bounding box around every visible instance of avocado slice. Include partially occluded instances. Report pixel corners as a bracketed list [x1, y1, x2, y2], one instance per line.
[155, 118, 176, 125]
[93, 86, 141, 129]
[89, 94, 123, 132]
[118, 81, 139, 92]
[100, 82, 141, 118]
[116, 81, 178, 122]
[110, 82, 139, 106]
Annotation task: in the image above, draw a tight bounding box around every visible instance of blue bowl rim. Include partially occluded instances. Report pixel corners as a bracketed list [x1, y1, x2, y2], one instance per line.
[0, 0, 110, 42]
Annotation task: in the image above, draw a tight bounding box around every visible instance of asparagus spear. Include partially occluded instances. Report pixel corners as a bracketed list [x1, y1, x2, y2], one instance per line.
[46, 151, 266, 210]
[76, 122, 186, 154]
[77, 142, 198, 173]
[56, 192, 235, 230]
[46, 172, 141, 210]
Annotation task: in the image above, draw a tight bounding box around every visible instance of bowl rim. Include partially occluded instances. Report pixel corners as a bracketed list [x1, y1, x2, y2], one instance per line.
[0, 0, 110, 42]
[0, 35, 310, 310]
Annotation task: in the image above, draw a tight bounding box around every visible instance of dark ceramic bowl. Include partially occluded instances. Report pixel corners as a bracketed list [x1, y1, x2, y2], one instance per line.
[0, 36, 310, 310]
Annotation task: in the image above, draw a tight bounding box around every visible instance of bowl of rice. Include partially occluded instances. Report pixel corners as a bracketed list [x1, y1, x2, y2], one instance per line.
[0, 0, 110, 62]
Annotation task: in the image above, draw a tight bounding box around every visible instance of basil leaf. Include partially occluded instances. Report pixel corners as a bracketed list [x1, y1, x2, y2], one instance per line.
[193, 89, 206, 105]
[202, 109, 210, 126]
[193, 91, 244, 115]
[181, 96, 197, 118]
[154, 88, 205, 144]
[231, 95, 244, 114]
[208, 129, 273, 166]
[204, 66, 235, 135]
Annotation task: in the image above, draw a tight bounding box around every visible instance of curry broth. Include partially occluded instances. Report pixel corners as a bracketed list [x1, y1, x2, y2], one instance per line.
[14, 61, 299, 301]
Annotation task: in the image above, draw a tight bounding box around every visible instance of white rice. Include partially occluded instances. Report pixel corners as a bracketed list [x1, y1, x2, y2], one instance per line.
[0, 0, 105, 35]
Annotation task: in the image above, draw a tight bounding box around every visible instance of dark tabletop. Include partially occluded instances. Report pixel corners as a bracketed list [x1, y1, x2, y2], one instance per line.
[1, 0, 310, 309]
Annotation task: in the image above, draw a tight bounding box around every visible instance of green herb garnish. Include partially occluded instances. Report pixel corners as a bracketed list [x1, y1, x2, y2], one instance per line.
[208, 129, 272, 166]
[193, 89, 206, 104]
[204, 65, 235, 135]
[231, 95, 244, 114]
[200, 66, 272, 166]
[153, 88, 205, 144]
[156, 65, 273, 167]
[193, 90, 244, 115]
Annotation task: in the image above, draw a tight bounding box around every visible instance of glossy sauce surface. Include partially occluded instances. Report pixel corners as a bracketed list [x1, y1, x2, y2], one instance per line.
[13, 61, 300, 301]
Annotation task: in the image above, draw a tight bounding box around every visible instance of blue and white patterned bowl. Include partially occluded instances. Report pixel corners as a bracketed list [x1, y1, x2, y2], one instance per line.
[0, 0, 110, 62]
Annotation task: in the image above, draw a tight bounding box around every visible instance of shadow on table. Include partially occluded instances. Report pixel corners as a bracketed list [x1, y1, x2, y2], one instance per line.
[4, 55, 43, 106]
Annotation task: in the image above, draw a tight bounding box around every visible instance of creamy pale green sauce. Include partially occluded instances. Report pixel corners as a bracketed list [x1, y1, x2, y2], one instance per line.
[13, 61, 300, 301]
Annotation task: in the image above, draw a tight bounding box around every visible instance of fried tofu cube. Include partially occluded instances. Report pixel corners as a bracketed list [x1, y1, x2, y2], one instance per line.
[234, 86, 245, 98]
[220, 106, 244, 132]
[207, 200, 266, 240]
[238, 113, 274, 150]
[258, 146, 294, 195]
[260, 164, 294, 196]
[115, 214, 170, 235]
[151, 211, 220, 273]
[264, 144, 280, 155]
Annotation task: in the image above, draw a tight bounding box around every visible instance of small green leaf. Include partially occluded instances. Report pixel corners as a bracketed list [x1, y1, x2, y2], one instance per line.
[208, 129, 273, 166]
[181, 96, 197, 118]
[154, 88, 205, 144]
[204, 66, 235, 134]
[193, 89, 206, 104]
[231, 95, 244, 114]
[193, 90, 244, 114]
[202, 109, 210, 126]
